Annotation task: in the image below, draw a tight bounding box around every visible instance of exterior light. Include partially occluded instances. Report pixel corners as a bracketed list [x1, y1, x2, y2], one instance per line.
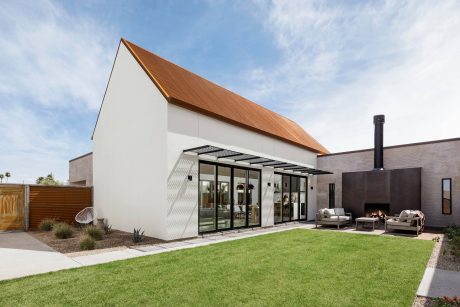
[187, 175, 193, 181]
[248, 184, 254, 190]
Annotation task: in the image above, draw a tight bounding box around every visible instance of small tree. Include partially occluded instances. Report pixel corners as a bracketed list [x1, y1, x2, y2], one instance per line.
[36, 173, 61, 185]
[0, 174, 3, 183]
[5, 172, 11, 183]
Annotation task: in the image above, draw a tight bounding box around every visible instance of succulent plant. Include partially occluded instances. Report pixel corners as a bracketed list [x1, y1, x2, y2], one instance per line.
[132, 228, 144, 243]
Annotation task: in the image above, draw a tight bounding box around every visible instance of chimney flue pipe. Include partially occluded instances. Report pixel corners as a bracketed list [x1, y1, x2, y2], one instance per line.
[373, 115, 385, 169]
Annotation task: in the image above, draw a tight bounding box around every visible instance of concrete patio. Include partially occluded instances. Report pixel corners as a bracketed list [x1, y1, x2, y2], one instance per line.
[0, 232, 80, 281]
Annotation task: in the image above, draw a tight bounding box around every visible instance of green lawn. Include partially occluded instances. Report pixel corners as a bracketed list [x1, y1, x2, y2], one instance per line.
[0, 229, 433, 306]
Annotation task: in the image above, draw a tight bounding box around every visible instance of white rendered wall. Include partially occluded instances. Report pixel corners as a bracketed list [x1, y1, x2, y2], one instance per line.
[93, 43, 168, 239]
[166, 104, 318, 239]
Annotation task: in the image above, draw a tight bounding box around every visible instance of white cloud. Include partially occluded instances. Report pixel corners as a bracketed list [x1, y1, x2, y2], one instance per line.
[0, 0, 115, 183]
[244, 0, 460, 152]
[0, 0, 116, 110]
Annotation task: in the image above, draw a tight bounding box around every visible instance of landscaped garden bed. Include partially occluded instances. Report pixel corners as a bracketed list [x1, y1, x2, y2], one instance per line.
[0, 229, 433, 306]
[30, 225, 164, 254]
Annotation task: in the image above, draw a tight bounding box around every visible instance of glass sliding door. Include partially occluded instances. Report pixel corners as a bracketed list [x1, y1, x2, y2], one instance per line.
[198, 162, 261, 233]
[299, 177, 307, 220]
[199, 163, 216, 232]
[248, 170, 260, 226]
[273, 173, 309, 223]
[273, 174, 282, 223]
[233, 168, 247, 228]
[291, 176, 299, 221]
[217, 166, 231, 230]
[282, 175, 291, 222]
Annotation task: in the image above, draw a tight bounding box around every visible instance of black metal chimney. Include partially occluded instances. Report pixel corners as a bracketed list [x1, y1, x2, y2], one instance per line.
[373, 115, 385, 170]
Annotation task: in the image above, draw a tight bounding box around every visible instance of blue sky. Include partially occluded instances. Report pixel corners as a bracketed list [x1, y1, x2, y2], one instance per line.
[1, 0, 460, 183]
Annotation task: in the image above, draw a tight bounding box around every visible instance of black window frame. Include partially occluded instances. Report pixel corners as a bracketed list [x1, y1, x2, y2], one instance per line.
[328, 183, 335, 209]
[198, 161, 262, 234]
[274, 172, 309, 224]
[442, 178, 452, 215]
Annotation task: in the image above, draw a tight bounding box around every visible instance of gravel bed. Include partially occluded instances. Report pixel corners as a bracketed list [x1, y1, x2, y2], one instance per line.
[413, 296, 436, 307]
[427, 234, 460, 272]
[30, 227, 164, 254]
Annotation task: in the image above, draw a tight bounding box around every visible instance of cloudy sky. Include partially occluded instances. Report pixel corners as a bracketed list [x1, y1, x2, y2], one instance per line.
[1, 0, 460, 183]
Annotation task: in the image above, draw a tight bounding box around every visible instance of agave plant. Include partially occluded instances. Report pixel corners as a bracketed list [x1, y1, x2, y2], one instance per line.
[132, 228, 144, 243]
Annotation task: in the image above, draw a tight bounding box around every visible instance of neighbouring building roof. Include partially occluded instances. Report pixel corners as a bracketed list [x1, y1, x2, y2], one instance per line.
[118, 39, 329, 154]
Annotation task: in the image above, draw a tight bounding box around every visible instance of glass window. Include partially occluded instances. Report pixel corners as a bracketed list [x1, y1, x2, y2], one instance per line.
[217, 166, 231, 229]
[282, 175, 291, 222]
[233, 168, 247, 228]
[299, 177, 307, 220]
[291, 177, 299, 220]
[273, 174, 282, 223]
[442, 178, 452, 215]
[199, 163, 216, 232]
[248, 170, 260, 226]
[198, 162, 261, 233]
[328, 183, 335, 209]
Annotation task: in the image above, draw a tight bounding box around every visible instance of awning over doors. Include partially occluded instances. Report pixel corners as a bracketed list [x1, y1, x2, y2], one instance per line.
[183, 145, 332, 175]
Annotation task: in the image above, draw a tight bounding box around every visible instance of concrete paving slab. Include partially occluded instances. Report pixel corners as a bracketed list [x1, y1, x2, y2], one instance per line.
[134, 245, 167, 253]
[417, 267, 460, 297]
[157, 241, 193, 249]
[183, 238, 213, 244]
[0, 232, 80, 281]
[72, 250, 136, 266]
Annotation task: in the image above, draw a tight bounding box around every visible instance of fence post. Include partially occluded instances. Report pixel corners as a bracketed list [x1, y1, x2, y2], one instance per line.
[24, 184, 30, 231]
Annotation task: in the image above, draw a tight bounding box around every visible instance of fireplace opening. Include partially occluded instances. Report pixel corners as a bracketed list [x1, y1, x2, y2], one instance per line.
[364, 203, 390, 222]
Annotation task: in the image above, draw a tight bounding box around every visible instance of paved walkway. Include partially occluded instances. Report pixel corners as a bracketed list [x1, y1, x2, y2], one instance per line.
[417, 267, 460, 297]
[0, 232, 80, 281]
[2, 223, 460, 299]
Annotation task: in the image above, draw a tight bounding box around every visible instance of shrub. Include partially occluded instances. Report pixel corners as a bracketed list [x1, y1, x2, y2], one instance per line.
[38, 218, 56, 231]
[444, 226, 460, 240]
[79, 235, 96, 250]
[449, 236, 460, 260]
[132, 228, 144, 243]
[84, 225, 103, 241]
[434, 296, 460, 307]
[53, 223, 73, 239]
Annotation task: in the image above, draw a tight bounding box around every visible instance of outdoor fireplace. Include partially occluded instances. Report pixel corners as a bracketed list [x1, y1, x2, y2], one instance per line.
[364, 203, 389, 221]
[341, 115, 421, 219]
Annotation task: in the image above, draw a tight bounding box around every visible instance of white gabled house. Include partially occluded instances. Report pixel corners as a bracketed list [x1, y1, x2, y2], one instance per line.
[91, 38, 329, 241]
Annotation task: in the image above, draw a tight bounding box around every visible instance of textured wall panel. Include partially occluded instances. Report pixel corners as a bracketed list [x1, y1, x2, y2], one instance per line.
[29, 186, 92, 229]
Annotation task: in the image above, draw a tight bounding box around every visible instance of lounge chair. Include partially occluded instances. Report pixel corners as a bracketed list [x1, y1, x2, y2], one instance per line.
[315, 208, 352, 229]
[384, 210, 425, 236]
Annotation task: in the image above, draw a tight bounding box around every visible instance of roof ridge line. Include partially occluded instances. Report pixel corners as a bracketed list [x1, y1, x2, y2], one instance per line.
[121, 38, 171, 101]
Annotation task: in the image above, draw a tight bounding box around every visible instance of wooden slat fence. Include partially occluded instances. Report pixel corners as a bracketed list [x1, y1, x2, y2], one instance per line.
[28, 185, 92, 229]
[0, 185, 25, 231]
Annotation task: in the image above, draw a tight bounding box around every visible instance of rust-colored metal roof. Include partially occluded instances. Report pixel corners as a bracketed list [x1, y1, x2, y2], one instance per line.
[122, 38, 329, 154]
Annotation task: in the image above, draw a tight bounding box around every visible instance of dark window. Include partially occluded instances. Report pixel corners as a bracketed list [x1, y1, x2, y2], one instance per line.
[328, 183, 335, 209]
[442, 178, 452, 215]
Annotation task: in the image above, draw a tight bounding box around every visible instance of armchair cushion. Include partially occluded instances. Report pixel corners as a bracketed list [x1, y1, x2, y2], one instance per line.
[334, 208, 345, 216]
[399, 210, 410, 222]
[323, 216, 351, 222]
[386, 219, 411, 227]
[319, 208, 335, 218]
